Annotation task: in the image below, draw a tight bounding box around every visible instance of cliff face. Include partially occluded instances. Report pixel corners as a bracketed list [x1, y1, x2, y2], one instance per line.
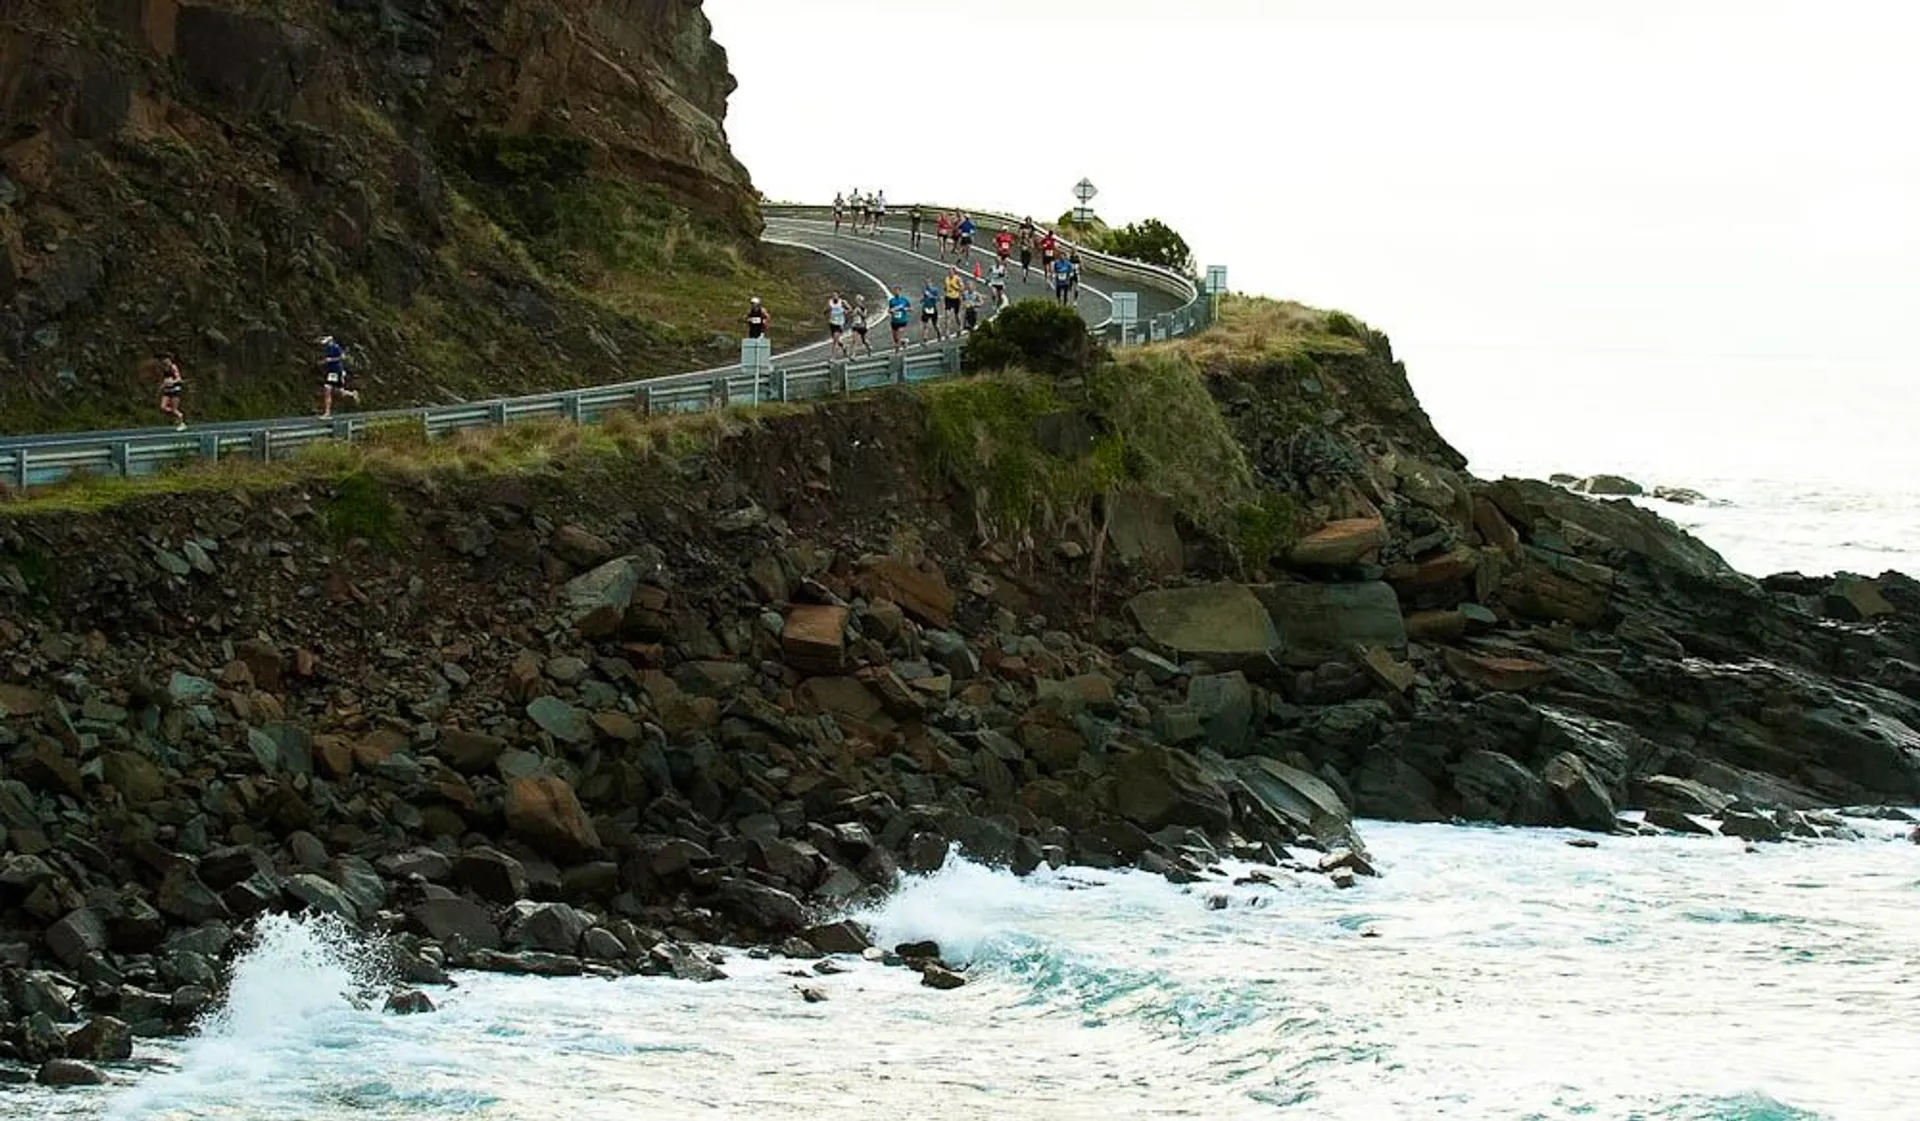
[0, 0, 765, 431]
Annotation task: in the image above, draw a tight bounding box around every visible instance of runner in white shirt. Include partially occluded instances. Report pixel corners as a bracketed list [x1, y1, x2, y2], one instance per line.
[872, 190, 887, 234]
[987, 262, 1008, 309]
[826, 293, 849, 357]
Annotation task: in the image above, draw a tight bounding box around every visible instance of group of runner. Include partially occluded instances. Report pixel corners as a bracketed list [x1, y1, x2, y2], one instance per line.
[832, 189, 887, 234]
[155, 335, 360, 430]
[804, 205, 1090, 355]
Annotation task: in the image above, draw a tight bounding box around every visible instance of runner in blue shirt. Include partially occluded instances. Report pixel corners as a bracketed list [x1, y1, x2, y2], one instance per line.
[956, 214, 977, 262]
[1052, 255, 1074, 306]
[887, 287, 913, 351]
[919, 281, 942, 342]
[318, 334, 360, 417]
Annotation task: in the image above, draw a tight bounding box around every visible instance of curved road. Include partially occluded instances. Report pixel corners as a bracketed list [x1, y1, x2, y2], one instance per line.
[0, 219, 1181, 452]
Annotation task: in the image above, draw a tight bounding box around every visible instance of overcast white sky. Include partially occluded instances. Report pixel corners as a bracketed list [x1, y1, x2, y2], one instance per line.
[706, 1, 1919, 482]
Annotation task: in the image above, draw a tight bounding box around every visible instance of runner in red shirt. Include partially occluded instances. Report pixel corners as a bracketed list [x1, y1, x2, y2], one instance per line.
[935, 213, 954, 258]
[995, 228, 1014, 266]
[1040, 230, 1059, 273]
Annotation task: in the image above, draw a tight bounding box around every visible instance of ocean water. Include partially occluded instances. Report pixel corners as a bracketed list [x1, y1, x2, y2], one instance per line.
[20, 817, 1916, 1121]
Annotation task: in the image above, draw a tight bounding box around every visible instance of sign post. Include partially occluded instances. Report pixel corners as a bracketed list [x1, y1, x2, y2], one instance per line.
[1112, 291, 1139, 346]
[1203, 265, 1229, 324]
[1071, 178, 1099, 227]
[740, 337, 773, 406]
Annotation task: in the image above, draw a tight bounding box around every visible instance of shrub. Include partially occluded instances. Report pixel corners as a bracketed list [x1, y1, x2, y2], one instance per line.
[321, 472, 402, 549]
[963, 301, 1101, 377]
[1104, 218, 1195, 277]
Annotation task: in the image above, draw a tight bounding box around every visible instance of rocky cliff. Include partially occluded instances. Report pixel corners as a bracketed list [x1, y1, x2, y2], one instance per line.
[1, 296, 1916, 1077]
[0, 0, 788, 432]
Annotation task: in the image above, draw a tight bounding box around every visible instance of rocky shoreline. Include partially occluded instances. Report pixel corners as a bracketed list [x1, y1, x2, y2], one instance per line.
[4, 325, 1918, 1089]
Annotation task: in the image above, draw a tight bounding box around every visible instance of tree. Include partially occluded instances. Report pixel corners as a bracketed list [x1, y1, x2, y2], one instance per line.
[1104, 218, 1194, 277]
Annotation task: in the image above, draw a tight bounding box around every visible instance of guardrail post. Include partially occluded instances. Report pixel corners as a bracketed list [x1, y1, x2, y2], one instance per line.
[773, 366, 789, 403]
[253, 430, 273, 463]
[640, 386, 654, 416]
[564, 394, 582, 423]
[111, 441, 130, 478]
[200, 433, 221, 463]
[713, 376, 730, 409]
[12, 449, 28, 490]
[944, 340, 963, 375]
[332, 418, 352, 441]
[489, 402, 507, 427]
[420, 415, 436, 443]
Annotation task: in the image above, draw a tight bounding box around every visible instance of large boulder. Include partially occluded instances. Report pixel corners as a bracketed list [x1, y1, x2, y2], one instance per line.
[407, 897, 502, 950]
[1111, 743, 1232, 832]
[1255, 582, 1407, 667]
[1127, 583, 1280, 660]
[1451, 749, 1554, 825]
[563, 556, 644, 636]
[1542, 752, 1616, 832]
[714, 877, 807, 933]
[782, 604, 850, 674]
[505, 776, 601, 861]
[504, 901, 591, 954]
[1233, 757, 1367, 854]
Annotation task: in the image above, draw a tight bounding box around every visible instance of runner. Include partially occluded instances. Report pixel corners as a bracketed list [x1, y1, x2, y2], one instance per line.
[942, 268, 964, 332]
[909, 205, 924, 249]
[888, 286, 913, 351]
[317, 334, 360, 418]
[872, 190, 887, 233]
[987, 260, 1008, 308]
[962, 281, 984, 333]
[832, 191, 846, 234]
[1018, 228, 1035, 282]
[849, 295, 874, 356]
[826, 292, 849, 357]
[935, 212, 953, 258]
[1067, 252, 1083, 301]
[157, 355, 186, 431]
[956, 213, 977, 261]
[920, 280, 942, 343]
[995, 227, 1015, 268]
[745, 296, 771, 339]
[1051, 253, 1075, 306]
[1040, 229, 1058, 275]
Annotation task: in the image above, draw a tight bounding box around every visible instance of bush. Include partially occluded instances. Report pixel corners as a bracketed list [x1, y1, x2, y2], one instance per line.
[963, 301, 1101, 377]
[1105, 218, 1195, 277]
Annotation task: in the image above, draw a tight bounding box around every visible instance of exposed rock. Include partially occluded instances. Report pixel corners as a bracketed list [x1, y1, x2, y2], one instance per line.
[407, 897, 502, 951]
[714, 878, 807, 933]
[504, 776, 601, 861]
[384, 990, 436, 1015]
[1572, 474, 1644, 497]
[1289, 517, 1389, 567]
[1235, 757, 1367, 854]
[1642, 808, 1714, 835]
[1541, 752, 1616, 832]
[1256, 582, 1407, 667]
[564, 556, 645, 636]
[64, 1016, 132, 1062]
[1112, 743, 1233, 832]
[1127, 583, 1280, 659]
[782, 604, 850, 673]
[1442, 649, 1557, 692]
[919, 963, 968, 990]
[858, 557, 954, 627]
[505, 902, 591, 955]
[37, 1058, 106, 1087]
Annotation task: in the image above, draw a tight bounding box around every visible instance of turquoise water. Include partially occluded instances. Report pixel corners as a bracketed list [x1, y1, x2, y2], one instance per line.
[19, 818, 1917, 1120]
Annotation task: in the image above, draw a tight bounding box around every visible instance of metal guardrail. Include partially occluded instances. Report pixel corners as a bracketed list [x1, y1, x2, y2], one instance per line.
[1, 205, 1214, 491]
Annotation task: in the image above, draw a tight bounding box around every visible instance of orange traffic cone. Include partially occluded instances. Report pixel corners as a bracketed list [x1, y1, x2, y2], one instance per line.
[973, 261, 982, 280]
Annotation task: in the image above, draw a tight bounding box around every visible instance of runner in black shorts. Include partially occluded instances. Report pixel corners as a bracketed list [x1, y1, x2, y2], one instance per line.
[1019, 232, 1034, 282]
[849, 295, 874, 356]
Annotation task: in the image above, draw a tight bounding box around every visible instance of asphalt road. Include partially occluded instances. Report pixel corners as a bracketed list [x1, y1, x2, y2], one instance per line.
[1, 222, 1191, 450]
